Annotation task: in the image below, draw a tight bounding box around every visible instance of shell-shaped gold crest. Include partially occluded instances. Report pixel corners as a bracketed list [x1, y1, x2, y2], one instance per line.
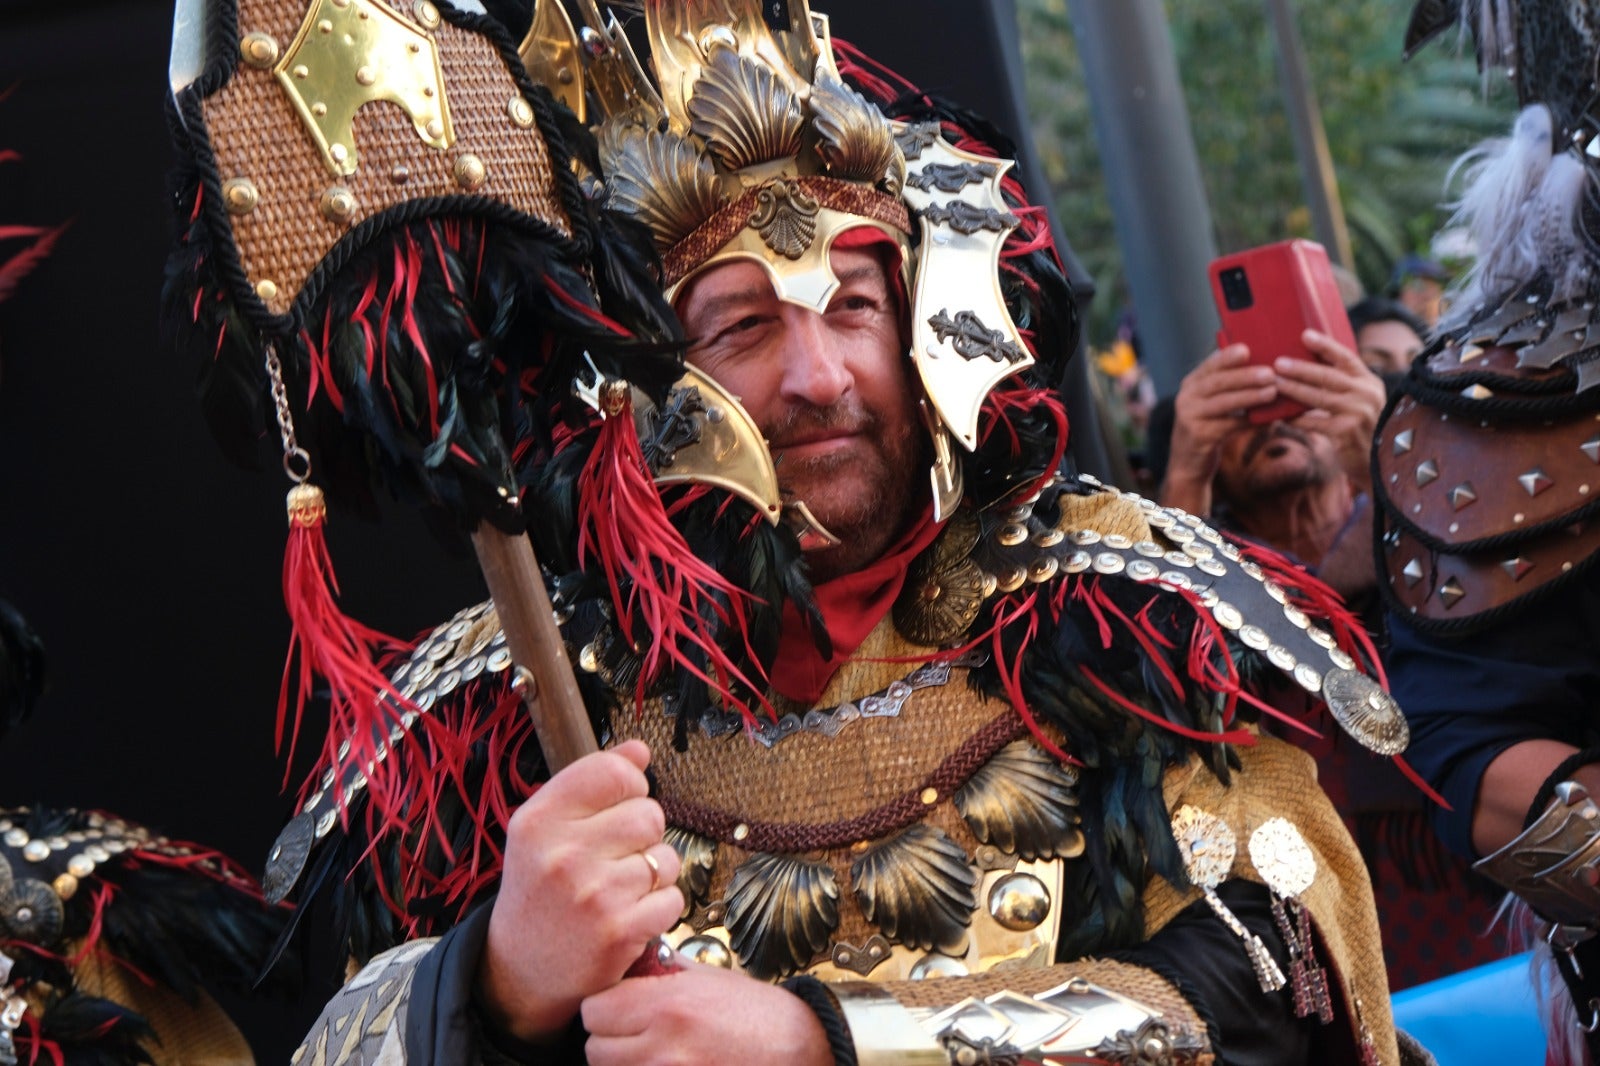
[725, 851, 839, 978]
[851, 824, 977, 954]
[687, 45, 806, 172]
[600, 122, 727, 251]
[810, 73, 905, 195]
[955, 740, 1085, 861]
[748, 179, 820, 259]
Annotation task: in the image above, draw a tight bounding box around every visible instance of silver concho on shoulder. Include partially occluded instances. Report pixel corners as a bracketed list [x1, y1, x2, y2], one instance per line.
[1321, 668, 1409, 755]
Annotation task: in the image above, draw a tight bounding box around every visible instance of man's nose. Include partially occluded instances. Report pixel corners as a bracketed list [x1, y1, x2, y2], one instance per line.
[776, 307, 852, 407]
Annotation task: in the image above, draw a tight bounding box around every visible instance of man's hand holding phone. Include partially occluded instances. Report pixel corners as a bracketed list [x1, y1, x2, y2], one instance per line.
[1160, 344, 1278, 516]
[1274, 328, 1385, 493]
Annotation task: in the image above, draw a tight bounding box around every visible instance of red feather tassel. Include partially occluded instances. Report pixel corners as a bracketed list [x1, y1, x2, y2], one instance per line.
[279, 484, 413, 789]
[576, 381, 771, 722]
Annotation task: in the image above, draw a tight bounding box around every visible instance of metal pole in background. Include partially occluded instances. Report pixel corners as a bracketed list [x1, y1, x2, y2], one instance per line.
[1265, 0, 1353, 269]
[1064, 0, 1219, 398]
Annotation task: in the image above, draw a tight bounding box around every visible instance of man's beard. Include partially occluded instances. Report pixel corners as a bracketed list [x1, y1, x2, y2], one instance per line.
[1222, 423, 1336, 503]
[766, 399, 927, 583]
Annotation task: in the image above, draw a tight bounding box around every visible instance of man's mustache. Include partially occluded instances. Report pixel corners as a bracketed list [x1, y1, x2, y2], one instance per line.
[1240, 422, 1312, 468]
[765, 402, 876, 451]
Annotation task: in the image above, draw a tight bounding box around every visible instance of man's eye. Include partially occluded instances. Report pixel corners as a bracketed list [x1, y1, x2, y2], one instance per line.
[729, 315, 764, 333]
[835, 295, 877, 312]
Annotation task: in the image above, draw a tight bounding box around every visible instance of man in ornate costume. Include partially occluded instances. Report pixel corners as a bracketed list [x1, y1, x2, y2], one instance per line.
[1375, 2, 1600, 1059]
[164, 1, 1419, 1062]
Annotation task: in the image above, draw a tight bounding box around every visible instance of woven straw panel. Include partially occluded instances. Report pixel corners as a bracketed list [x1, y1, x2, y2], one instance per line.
[1145, 736, 1400, 1066]
[615, 619, 1003, 823]
[202, 0, 572, 318]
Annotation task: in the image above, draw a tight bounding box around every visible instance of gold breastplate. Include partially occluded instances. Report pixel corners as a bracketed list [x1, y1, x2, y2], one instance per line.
[610, 623, 1086, 983]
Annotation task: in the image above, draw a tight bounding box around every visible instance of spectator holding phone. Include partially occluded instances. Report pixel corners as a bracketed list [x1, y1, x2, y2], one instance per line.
[1158, 329, 1385, 605]
[1160, 327, 1511, 990]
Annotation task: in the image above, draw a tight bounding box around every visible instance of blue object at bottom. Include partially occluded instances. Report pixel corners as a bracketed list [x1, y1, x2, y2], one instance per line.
[1391, 951, 1546, 1065]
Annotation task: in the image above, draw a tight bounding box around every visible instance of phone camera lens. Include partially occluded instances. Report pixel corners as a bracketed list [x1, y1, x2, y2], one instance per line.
[1221, 267, 1253, 311]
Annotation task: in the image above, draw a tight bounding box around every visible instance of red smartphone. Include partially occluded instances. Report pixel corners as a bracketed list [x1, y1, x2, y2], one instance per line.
[1208, 239, 1357, 425]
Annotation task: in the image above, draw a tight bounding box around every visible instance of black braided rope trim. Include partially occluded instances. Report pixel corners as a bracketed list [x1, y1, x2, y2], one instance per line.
[781, 976, 859, 1066]
[1526, 748, 1600, 831]
[1396, 369, 1600, 419]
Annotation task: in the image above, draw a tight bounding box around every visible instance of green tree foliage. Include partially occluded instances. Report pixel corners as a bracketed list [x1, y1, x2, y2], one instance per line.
[1018, 0, 1514, 343]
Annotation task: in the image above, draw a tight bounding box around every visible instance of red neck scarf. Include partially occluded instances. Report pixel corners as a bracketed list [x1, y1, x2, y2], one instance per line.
[769, 505, 943, 704]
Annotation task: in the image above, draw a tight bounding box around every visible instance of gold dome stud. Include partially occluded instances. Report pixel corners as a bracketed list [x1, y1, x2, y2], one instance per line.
[222, 177, 260, 216]
[240, 32, 281, 69]
[319, 186, 357, 224]
[452, 153, 486, 190]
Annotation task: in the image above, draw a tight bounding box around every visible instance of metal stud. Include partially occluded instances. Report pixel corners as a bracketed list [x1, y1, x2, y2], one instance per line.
[1308, 627, 1338, 650]
[1032, 529, 1065, 548]
[1461, 384, 1494, 400]
[1328, 648, 1357, 671]
[1267, 645, 1297, 671]
[66, 854, 94, 878]
[997, 524, 1028, 547]
[1197, 558, 1227, 577]
[414, 0, 440, 28]
[995, 566, 1027, 593]
[1239, 625, 1270, 651]
[1126, 559, 1160, 582]
[1416, 460, 1439, 488]
[315, 810, 338, 838]
[222, 177, 260, 215]
[240, 32, 281, 68]
[1159, 571, 1193, 589]
[1459, 344, 1486, 364]
[1519, 469, 1554, 497]
[1028, 557, 1059, 583]
[22, 841, 48, 863]
[1133, 540, 1165, 558]
[988, 872, 1051, 931]
[1402, 559, 1424, 587]
[679, 935, 733, 969]
[1502, 557, 1535, 582]
[1213, 602, 1243, 630]
[1393, 430, 1415, 456]
[1449, 483, 1478, 511]
[1163, 551, 1195, 568]
[1282, 605, 1309, 629]
[1092, 553, 1126, 575]
[1103, 533, 1133, 550]
[1070, 529, 1101, 546]
[1437, 578, 1466, 609]
[1583, 435, 1600, 464]
[452, 154, 487, 190]
[319, 185, 357, 224]
[1294, 664, 1322, 693]
[1064, 551, 1092, 574]
[1183, 543, 1214, 561]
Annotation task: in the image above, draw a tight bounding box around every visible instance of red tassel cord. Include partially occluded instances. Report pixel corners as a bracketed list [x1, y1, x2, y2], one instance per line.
[279, 484, 414, 793]
[577, 381, 772, 724]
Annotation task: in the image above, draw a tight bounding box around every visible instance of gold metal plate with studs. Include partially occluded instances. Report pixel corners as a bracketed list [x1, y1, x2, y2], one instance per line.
[274, 0, 454, 178]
